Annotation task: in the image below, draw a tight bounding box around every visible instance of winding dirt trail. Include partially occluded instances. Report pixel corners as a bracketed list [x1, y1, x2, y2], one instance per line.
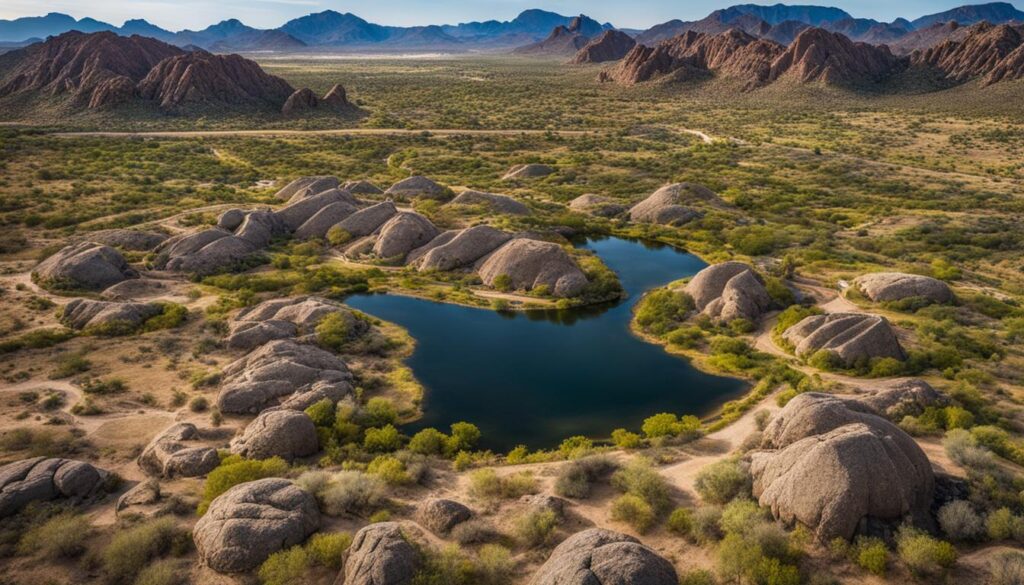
[52, 128, 601, 139]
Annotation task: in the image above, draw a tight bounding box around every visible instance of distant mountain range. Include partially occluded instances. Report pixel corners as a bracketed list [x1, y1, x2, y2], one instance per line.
[0, 3, 1022, 53]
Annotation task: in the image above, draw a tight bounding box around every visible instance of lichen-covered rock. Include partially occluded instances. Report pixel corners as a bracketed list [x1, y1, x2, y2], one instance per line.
[417, 499, 472, 534]
[449, 190, 530, 215]
[34, 242, 137, 291]
[231, 409, 319, 461]
[413, 225, 511, 272]
[503, 163, 555, 180]
[217, 209, 247, 231]
[520, 494, 568, 517]
[477, 238, 588, 297]
[336, 201, 398, 239]
[217, 339, 354, 414]
[275, 176, 340, 201]
[686, 262, 772, 322]
[630, 183, 721, 226]
[60, 298, 162, 330]
[855, 272, 954, 304]
[0, 457, 106, 517]
[568, 194, 628, 218]
[783, 312, 906, 366]
[138, 423, 219, 478]
[294, 201, 359, 240]
[372, 212, 440, 260]
[193, 478, 320, 573]
[385, 176, 448, 200]
[531, 528, 678, 585]
[339, 522, 422, 585]
[858, 379, 949, 420]
[342, 180, 383, 195]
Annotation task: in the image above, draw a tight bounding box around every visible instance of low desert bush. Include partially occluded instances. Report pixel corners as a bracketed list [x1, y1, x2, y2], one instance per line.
[989, 552, 1024, 585]
[134, 559, 186, 585]
[513, 509, 559, 547]
[554, 455, 617, 499]
[611, 494, 655, 533]
[854, 537, 888, 576]
[319, 470, 388, 516]
[694, 458, 751, 505]
[667, 507, 694, 537]
[468, 469, 537, 500]
[938, 500, 984, 541]
[19, 511, 91, 559]
[896, 526, 957, 578]
[610, 459, 670, 513]
[102, 517, 189, 583]
[198, 455, 289, 515]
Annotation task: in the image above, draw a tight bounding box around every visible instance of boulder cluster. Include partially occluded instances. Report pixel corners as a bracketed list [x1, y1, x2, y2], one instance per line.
[34, 242, 138, 291]
[531, 528, 679, 585]
[138, 423, 220, 478]
[60, 298, 162, 331]
[685, 261, 773, 322]
[226, 296, 369, 350]
[782, 312, 906, 366]
[0, 457, 108, 518]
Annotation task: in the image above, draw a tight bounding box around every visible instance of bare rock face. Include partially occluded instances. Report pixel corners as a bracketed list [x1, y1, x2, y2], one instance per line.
[0, 457, 107, 518]
[217, 339, 354, 414]
[338, 522, 422, 585]
[336, 201, 399, 239]
[34, 242, 137, 291]
[858, 379, 949, 420]
[513, 16, 602, 57]
[282, 87, 318, 114]
[225, 295, 370, 352]
[193, 478, 320, 573]
[217, 209, 247, 231]
[521, 494, 569, 517]
[685, 262, 772, 322]
[477, 238, 588, 298]
[276, 176, 340, 201]
[413, 225, 511, 272]
[502, 164, 555, 180]
[531, 528, 678, 585]
[449, 190, 531, 215]
[276, 189, 352, 232]
[372, 212, 440, 260]
[84, 229, 168, 251]
[568, 194, 629, 217]
[322, 84, 351, 109]
[137, 51, 295, 112]
[630, 183, 721, 226]
[571, 30, 637, 64]
[385, 176, 448, 200]
[782, 312, 906, 366]
[155, 229, 256, 276]
[60, 298, 162, 330]
[342, 180, 383, 195]
[226, 320, 298, 350]
[750, 393, 934, 541]
[417, 498, 472, 534]
[768, 27, 903, 85]
[294, 201, 360, 240]
[231, 409, 319, 461]
[138, 423, 219, 478]
[911, 23, 1024, 85]
[854, 272, 954, 304]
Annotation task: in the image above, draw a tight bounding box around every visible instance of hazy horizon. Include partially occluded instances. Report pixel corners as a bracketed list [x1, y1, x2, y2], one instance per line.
[1, 0, 1019, 32]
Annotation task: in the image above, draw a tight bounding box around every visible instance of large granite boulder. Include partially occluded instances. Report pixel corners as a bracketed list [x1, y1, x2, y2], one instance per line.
[782, 313, 906, 366]
[336, 201, 398, 239]
[217, 209, 247, 231]
[276, 189, 353, 232]
[226, 320, 298, 351]
[34, 242, 137, 291]
[385, 176, 448, 200]
[231, 409, 319, 461]
[412, 226, 511, 272]
[416, 498, 472, 535]
[85, 229, 168, 251]
[0, 457, 107, 517]
[857, 379, 949, 420]
[235, 211, 289, 248]
[337, 522, 422, 585]
[568, 194, 628, 218]
[342, 180, 383, 195]
[750, 392, 934, 541]
[226, 296, 369, 350]
[629, 183, 721, 226]
[154, 229, 258, 276]
[138, 423, 219, 478]
[685, 262, 773, 322]
[194, 478, 320, 573]
[855, 272, 954, 304]
[372, 212, 440, 260]
[276, 176, 340, 201]
[60, 298, 163, 330]
[503, 163, 554, 180]
[217, 339, 354, 414]
[477, 238, 588, 298]
[449, 190, 530, 215]
[294, 201, 359, 240]
[531, 528, 678, 585]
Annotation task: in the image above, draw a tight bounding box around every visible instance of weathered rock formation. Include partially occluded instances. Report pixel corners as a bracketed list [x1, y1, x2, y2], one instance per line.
[372, 212, 440, 260]
[231, 409, 319, 461]
[342, 180, 384, 195]
[570, 30, 637, 64]
[282, 87, 319, 114]
[857, 378, 949, 420]
[276, 176, 341, 201]
[502, 163, 555, 180]
[782, 312, 906, 366]
[193, 478, 320, 573]
[417, 498, 472, 534]
[911, 23, 1024, 85]
[513, 16, 604, 56]
[0, 457, 107, 517]
[336, 201, 398, 238]
[34, 242, 137, 291]
[60, 298, 162, 330]
[385, 176, 448, 200]
[568, 194, 629, 217]
[217, 339, 354, 414]
[854, 272, 954, 304]
[768, 27, 904, 84]
[323, 84, 351, 109]
[227, 296, 369, 350]
[411, 225, 512, 272]
[338, 522, 422, 585]
[449, 190, 530, 215]
[138, 423, 219, 478]
[630, 183, 722, 226]
[477, 238, 588, 297]
[81, 229, 168, 251]
[531, 528, 678, 585]
[685, 262, 773, 322]
[137, 51, 295, 112]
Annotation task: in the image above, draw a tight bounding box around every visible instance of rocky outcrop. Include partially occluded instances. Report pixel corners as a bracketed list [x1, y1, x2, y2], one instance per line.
[417, 498, 472, 534]
[568, 194, 628, 217]
[412, 225, 511, 272]
[502, 163, 555, 180]
[83, 229, 168, 251]
[275, 189, 355, 232]
[336, 201, 399, 238]
[218, 209, 247, 231]
[685, 262, 773, 322]
[910, 23, 1024, 85]
[531, 528, 678, 585]
[570, 30, 637, 64]
[227, 296, 369, 350]
[449, 190, 530, 215]
[854, 272, 954, 304]
[782, 312, 906, 366]
[231, 409, 319, 461]
[60, 298, 162, 330]
[294, 201, 359, 240]
[218, 339, 354, 413]
[385, 176, 448, 200]
[858, 378, 949, 420]
[338, 522, 422, 585]
[630, 183, 722, 226]
[115, 479, 163, 518]
[322, 84, 351, 109]
[275, 176, 340, 201]
[767, 27, 904, 85]
[372, 212, 440, 260]
[282, 87, 319, 114]
[750, 393, 934, 541]
[34, 242, 137, 291]
[0, 457, 107, 517]
[477, 238, 588, 297]
[138, 423, 219, 478]
[513, 16, 603, 56]
[342, 180, 383, 195]
[137, 51, 295, 112]
[193, 478, 320, 573]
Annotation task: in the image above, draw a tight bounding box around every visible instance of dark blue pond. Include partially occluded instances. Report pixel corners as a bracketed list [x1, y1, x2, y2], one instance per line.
[346, 237, 747, 451]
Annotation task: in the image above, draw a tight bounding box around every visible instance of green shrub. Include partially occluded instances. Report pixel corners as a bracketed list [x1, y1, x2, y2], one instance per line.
[694, 459, 751, 504]
[19, 512, 91, 559]
[134, 559, 185, 585]
[610, 494, 655, 533]
[634, 289, 694, 335]
[558, 435, 593, 458]
[719, 499, 767, 535]
[691, 506, 724, 543]
[896, 526, 957, 577]
[447, 422, 481, 453]
[667, 507, 694, 537]
[409, 428, 448, 455]
[258, 546, 309, 585]
[854, 537, 888, 575]
[513, 509, 558, 547]
[188, 396, 208, 413]
[554, 456, 617, 499]
[363, 425, 402, 452]
[305, 399, 336, 427]
[319, 471, 387, 516]
[316, 312, 354, 351]
[469, 469, 538, 500]
[367, 455, 412, 485]
[492, 274, 512, 292]
[363, 397, 398, 427]
[474, 544, 513, 585]
[141, 303, 188, 332]
[199, 455, 289, 515]
[641, 413, 701, 440]
[987, 508, 1018, 541]
[306, 532, 351, 569]
[610, 428, 644, 448]
[938, 500, 983, 541]
[102, 517, 188, 583]
[611, 459, 670, 512]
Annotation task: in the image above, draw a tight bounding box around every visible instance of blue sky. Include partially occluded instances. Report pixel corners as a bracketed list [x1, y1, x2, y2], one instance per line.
[0, 0, 1016, 30]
